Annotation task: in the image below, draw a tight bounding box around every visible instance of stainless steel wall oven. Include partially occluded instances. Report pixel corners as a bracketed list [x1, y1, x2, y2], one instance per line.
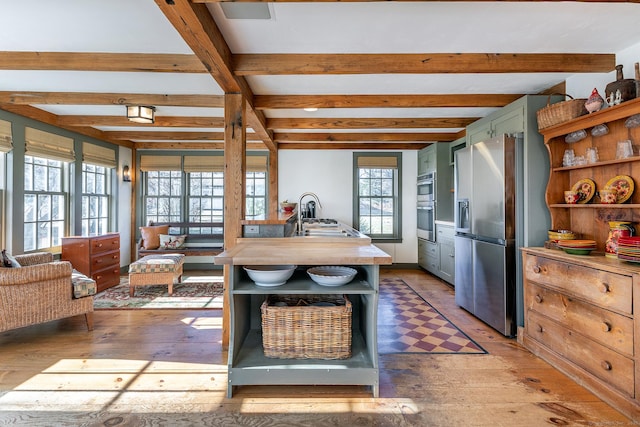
[417, 201, 435, 242]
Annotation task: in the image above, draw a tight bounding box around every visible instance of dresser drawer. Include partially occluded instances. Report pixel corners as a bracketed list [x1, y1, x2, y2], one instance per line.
[527, 310, 635, 398]
[525, 282, 633, 356]
[90, 234, 120, 255]
[92, 266, 121, 292]
[523, 254, 632, 314]
[91, 250, 120, 270]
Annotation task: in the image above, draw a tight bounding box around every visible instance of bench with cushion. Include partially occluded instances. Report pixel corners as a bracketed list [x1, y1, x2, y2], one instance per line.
[128, 253, 185, 296]
[0, 251, 96, 333]
[137, 222, 224, 259]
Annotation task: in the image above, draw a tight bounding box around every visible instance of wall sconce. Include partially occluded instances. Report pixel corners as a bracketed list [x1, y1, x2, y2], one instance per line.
[126, 105, 155, 124]
[122, 165, 131, 182]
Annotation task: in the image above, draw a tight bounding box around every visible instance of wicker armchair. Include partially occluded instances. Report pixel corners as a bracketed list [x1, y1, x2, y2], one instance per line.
[0, 252, 94, 333]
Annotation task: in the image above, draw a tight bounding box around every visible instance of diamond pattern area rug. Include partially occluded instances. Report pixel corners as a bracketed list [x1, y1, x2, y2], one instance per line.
[378, 278, 487, 354]
[94, 275, 224, 310]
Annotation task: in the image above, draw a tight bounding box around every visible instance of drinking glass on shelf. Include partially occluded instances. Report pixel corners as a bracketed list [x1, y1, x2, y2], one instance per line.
[562, 149, 575, 167]
[616, 140, 634, 159]
[586, 147, 599, 164]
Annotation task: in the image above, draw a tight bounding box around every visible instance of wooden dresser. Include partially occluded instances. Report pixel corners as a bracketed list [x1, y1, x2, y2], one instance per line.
[62, 233, 121, 292]
[522, 248, 639, 419]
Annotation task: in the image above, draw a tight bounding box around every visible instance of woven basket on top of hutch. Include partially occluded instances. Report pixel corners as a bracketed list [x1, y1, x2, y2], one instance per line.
[522, 98, 640, 420]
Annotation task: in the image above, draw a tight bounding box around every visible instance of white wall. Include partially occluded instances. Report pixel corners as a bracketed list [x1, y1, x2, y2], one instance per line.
[278, 149, 418, 263]
[118, 146, 133, 266]
[566, 41, 640, 102]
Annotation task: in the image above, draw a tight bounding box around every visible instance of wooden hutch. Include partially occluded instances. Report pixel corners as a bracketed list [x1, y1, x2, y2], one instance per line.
[521, 98, 640, 420]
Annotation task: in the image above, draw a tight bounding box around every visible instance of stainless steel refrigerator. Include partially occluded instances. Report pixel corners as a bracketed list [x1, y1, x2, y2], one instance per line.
[454, 134, 523, 337]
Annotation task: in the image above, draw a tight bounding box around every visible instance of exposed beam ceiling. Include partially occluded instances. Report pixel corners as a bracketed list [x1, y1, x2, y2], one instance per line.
[1, 1, 638, 150]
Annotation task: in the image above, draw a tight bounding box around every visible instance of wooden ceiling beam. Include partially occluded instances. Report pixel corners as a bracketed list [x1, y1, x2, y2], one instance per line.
[234, 53, 615, 75]
[0, 52, 208, 73]
[278, 142, 431, 150]
[57, 115, 225, 127]
[274, 132, 458, 143]
[254, 94, 522, 109]
[104, 130, 263, 141]
[268, 117, 477, 129]
[155, 0, 275, 150]
[0, 104, 134, 148]
[135, 141, 267, 150]
[0, 91, 224, 107]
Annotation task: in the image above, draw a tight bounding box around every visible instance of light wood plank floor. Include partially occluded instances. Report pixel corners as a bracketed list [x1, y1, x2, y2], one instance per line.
[0, 268, 634, 426]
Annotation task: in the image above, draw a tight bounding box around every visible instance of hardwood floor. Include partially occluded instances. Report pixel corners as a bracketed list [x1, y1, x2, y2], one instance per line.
[0, 268, 634, 426]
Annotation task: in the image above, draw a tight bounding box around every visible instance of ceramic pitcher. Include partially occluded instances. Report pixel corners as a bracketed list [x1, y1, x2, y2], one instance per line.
[605, 221, 635, 258]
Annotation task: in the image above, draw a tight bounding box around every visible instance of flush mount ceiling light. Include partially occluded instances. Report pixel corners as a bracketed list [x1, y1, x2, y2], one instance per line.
[126, 105, 156, 124]
[303, 107, 318, 112]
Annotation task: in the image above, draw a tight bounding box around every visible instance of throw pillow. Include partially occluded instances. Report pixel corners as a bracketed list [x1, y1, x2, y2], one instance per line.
[140, 225, 169, 250]
[159, 234, 186, 250]
[1, 249, 20, 268]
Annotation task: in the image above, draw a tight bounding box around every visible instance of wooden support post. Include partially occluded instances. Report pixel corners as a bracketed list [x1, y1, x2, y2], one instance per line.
[268, 148, 278, 218]
[222, 93, 246, 349]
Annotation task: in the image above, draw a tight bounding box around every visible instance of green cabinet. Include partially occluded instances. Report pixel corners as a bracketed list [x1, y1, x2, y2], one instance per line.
[437, 223, 455, 284]
[466, 104, 525, 145]
[417, 145, 437, 175]
[417, 143, 453, 222]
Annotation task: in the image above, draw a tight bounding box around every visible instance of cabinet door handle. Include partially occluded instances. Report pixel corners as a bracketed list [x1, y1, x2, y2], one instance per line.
[599, 283, 610, 294]
[537, 325, 543, 333]
[98, 243, 103, 248]
[534, 294, 543, 304]
[600, 360, 612, 371]
[601, 322, 612, 333]
[533, 265, 541, 274]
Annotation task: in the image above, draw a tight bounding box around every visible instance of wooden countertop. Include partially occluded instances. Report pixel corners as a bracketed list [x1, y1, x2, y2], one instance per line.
[241, 210, 296, 225]
[522, 246, 640, 275]
[214, 239, 392, 265]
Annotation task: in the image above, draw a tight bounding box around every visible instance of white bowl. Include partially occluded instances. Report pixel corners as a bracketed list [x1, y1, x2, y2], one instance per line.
[243, 265, 297, 287]
[307, 266, 357, 287]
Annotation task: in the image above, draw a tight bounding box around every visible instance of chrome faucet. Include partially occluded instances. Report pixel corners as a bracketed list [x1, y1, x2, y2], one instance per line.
[297, 192, 323, 234]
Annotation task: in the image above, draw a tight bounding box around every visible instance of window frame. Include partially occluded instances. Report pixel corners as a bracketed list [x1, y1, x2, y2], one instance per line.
[353, 152, 402, 243]
[23, 155, 68, 252]
[81, 162, 112, 236]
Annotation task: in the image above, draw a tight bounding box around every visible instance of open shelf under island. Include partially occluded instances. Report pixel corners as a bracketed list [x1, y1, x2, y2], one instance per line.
[214, 238, 392, 398]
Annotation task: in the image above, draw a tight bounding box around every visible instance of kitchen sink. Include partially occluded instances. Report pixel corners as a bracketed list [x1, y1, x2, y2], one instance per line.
[294, 220, 362, 238]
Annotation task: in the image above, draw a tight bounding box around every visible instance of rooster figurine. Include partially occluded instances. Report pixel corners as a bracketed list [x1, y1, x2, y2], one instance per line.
[585, 88, 605, 114]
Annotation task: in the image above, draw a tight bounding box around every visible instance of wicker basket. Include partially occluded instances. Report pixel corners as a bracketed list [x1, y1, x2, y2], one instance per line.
[261, 294, 352, 360]
[536, 94, 588, 130]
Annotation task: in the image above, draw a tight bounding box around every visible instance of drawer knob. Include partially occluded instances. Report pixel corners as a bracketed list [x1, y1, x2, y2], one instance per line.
[98, 243, 103, 247]
[600, 361, 612, 371]
[534, 294, 543, 304]
[599, 283, 610, 294]
[532, 265, 541, 274]
[601, 322, 612, 333]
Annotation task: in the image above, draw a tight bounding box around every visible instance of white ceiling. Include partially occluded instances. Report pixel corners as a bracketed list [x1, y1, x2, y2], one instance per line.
[2, 1, 640, 147]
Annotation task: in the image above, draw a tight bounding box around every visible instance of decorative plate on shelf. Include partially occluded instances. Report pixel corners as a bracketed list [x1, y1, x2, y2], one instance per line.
[571, 178, 596, 204]
[604, 175, 634, 203]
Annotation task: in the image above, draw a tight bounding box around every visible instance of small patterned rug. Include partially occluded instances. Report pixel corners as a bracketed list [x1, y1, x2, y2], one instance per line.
[378, 278, 486, 354]
[94, 275, 224, 309]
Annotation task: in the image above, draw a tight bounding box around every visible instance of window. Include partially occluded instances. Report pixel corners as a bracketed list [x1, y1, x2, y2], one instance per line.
[23, 128, 74, 251]
[246, 171, 266, 218]
[81, 164, 110, 235]
[353, 153, 402, 242]
[141, 153, 268, 228]
[24, 156, 67, 251]
[188, 171, 224, 223]
[81, 142, 115, 236]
